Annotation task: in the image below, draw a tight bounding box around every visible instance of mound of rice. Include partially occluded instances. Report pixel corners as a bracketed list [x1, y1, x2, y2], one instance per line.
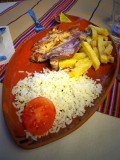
[12, 69, 102, 140]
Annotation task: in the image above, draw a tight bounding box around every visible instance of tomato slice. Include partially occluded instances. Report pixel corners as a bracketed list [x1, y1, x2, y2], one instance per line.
[22, 97, 56, 135]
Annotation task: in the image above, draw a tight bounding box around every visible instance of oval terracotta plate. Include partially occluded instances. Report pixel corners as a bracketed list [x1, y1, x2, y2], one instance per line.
[2, 17, 119, 149]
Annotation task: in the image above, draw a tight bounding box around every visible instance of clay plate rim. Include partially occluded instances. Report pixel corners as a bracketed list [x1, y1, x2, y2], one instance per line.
[2, 17, 119, 149]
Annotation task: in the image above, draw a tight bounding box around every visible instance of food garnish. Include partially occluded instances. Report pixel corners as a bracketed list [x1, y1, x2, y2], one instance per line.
[22, 97, 56, 135]
[59, 13, 71, 22]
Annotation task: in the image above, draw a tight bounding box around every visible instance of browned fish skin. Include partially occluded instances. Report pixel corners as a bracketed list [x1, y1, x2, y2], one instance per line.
[30, 52, 48, 62]
[42, 38, 80, 60]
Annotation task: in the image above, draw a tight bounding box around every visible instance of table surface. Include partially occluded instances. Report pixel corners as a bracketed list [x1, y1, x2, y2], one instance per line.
[0, 1, 120, 160]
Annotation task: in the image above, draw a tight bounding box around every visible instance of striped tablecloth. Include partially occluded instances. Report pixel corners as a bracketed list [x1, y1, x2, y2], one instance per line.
[0, 0, 120, 117]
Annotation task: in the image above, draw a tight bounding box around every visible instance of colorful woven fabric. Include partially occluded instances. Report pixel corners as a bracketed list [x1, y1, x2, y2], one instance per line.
[98, 54, 120, 117]
[0, 0, 120, 118]
[0, 0, 78, 82]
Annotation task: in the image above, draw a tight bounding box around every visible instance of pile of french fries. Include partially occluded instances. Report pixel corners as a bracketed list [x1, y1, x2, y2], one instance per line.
[68, 24, 114, 77]
[58, 24, 114, 78]
[85, 24, 114, 64]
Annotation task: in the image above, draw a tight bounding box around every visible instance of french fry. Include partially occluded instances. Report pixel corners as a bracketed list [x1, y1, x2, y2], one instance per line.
[100, 54, 108, 63]
[97, 35, 104, 45]
[58, 52, 87, 69]
[97, 41, 105, 54]
[73, 52, 87, 60]
[102, 36, 108, 41]
[92, 46, 100, 59]
[79, 47, 85, 52]
[86, 36, 92, 44]
[75, 57, 91, 67]
[85, 24, 114, 66]
[103, 41, 112, 47]
[95, 27, 109, 36]
[104, 44, 113, 55]
[91, 27, 98, 39]
[88, 25, 109, 36]
[59, 59, 76, 69]
[97, 36, 108, 63]
[82, 41, 100, 70]
[90, 39, 97, 47]
[107, 55, 114, 63]
[69, 59, 92, 77]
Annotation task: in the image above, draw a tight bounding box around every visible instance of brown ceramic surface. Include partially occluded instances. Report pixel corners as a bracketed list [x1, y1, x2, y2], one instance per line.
[2, 17, 119, 149]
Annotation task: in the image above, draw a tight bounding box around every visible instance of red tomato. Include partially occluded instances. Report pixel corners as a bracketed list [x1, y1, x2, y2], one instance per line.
[22, 97, 56, 135]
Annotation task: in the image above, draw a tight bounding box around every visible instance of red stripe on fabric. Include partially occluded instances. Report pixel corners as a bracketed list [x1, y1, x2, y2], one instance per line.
[13, 0, 67, 46]
[104, 90, 111, 114]
[115, 53, 120, 117]
[115, 82, 120, 117]
[98, 86, 112, 113]
[109, 79, 117, 116]
[0, 64, 8, 73]
[0, 68, 6, 82]
[13, 0, 77, 48]
[98, 103, 104, 112]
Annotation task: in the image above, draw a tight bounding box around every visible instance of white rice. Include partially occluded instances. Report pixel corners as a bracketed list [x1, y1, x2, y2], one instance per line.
[12, 69, 102, 140]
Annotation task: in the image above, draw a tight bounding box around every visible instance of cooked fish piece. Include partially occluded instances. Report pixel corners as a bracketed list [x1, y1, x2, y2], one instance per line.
[43, 37, 80, 60]
[30, 52, 48, 62]
[31, 27, 72, 60]
[30, 26, 83, 62]
[50, 59, 59, 70]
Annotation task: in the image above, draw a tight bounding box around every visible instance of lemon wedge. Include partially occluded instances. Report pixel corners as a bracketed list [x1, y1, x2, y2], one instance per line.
[60, 13, 71, 22]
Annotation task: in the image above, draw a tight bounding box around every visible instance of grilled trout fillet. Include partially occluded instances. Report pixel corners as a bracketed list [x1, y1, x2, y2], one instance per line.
[30, 26, 86, 63]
